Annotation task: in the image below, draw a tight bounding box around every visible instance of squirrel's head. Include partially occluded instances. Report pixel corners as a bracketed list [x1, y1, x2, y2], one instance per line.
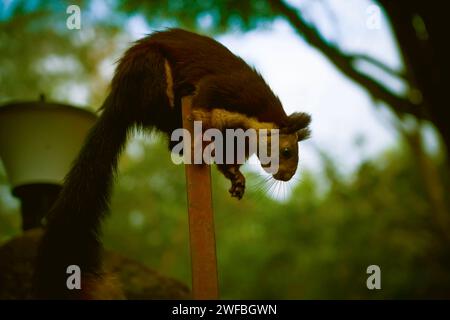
[258, 112, 311, 181]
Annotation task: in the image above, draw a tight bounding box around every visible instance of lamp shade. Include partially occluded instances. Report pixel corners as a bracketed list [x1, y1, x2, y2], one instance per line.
[0, 101, 97, 188]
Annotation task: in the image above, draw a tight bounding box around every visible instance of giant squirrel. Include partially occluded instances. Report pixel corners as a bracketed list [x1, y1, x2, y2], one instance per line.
[33, 28, 311, 299]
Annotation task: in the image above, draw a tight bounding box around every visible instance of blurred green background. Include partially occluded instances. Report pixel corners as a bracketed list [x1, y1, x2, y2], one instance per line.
[1, 0, 449, 299]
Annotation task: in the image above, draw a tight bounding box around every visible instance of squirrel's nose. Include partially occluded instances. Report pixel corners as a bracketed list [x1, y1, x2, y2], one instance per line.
[273, 172, 293, 181]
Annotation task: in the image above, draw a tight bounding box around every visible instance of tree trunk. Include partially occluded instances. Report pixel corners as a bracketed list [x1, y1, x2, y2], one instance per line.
[378, 0, 450, 161]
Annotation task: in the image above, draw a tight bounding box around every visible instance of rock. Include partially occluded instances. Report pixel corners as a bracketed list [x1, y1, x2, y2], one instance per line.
[0, 229, 191, 299]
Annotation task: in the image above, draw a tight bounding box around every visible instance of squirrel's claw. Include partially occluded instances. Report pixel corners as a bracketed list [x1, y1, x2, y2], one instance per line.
[229, 178, 245, 200]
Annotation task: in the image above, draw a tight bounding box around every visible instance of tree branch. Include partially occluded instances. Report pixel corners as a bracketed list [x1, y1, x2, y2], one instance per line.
[269, 0, 426, 120]
[350, 53, 407, 80]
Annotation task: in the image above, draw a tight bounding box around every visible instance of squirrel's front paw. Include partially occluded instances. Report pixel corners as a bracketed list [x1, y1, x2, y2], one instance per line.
[229, 177, 245, 200]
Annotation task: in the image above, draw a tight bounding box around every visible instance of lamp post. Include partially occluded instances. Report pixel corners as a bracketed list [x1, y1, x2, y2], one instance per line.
[0, 98, 97, 231]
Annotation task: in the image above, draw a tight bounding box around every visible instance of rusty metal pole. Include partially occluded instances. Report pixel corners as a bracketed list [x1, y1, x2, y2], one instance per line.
[181, 96, 219, 299]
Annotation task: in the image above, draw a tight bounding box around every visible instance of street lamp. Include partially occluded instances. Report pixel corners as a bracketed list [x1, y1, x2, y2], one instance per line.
[0, 98, 97, 230]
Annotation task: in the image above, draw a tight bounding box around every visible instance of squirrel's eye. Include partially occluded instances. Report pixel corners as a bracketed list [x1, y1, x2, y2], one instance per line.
[281, 147, 292, 158]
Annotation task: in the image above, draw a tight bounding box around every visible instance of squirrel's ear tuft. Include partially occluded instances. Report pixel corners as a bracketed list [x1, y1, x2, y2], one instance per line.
[296, 127, 311, 141]
[281, 112, 311, 134]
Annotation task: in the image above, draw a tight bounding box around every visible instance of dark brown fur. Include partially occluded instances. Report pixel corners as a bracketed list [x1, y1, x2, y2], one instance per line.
[33, 28, 310, 299]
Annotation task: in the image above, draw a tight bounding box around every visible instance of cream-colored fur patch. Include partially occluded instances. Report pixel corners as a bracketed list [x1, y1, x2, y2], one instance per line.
[164, 59, 175, 108]
[191, 108, 277, 131]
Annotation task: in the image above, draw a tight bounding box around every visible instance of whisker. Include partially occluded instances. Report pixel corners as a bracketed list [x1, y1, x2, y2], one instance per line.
[267, 179, 278, 197]
[248, 173, 275, 200]
[247, 171, 302, 201]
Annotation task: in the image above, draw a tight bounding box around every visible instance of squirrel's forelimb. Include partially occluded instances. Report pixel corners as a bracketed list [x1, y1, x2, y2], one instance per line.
[190, 108, 276, 199]
[217, 164, 246, 199]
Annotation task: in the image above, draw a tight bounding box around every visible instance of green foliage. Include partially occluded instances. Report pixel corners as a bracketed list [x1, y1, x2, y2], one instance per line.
[97, 137, 450, 299]
[119, 0, 277, 33]
[0, 0, 124, 106]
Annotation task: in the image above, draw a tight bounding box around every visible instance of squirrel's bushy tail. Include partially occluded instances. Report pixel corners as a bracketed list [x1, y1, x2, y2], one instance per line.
[33, 94, 132, 299]
[33, 44, 170, 299]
